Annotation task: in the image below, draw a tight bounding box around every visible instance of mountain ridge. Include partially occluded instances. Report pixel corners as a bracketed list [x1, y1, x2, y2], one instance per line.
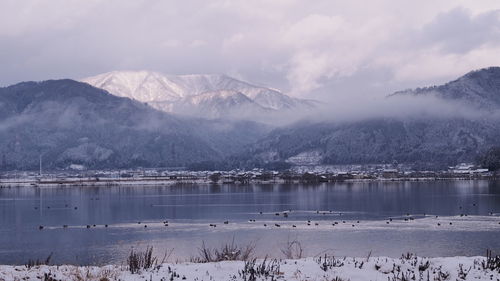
[81, 71, 317, 120]
[0, 79, 269, 170]
[2, 67, 500, 171]
[392, 66, 500, 110]
[238, 67, 500, 168]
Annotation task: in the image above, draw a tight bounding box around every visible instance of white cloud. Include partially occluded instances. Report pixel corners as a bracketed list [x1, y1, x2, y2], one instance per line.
[2, 0, 500, 100]
[161, 39, 182, 48]
[393, 45, 500, 82]
[189, 39, 207, 48]
[222, 33, 245, 50]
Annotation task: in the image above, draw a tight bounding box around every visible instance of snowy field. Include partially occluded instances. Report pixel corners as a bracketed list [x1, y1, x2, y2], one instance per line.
[1, 255, 499, 281]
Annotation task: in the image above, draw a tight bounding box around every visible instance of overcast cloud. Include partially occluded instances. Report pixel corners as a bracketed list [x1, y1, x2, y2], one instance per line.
[1, 0, 500, 101]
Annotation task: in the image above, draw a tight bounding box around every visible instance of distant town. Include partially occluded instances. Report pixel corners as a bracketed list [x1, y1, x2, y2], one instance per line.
[0, 163, 496, 188]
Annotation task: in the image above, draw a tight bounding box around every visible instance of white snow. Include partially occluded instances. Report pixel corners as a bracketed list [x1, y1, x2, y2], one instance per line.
[81, 70, 314, 119]
[286, 150, 323, 165]
[1, 255, 498, 281]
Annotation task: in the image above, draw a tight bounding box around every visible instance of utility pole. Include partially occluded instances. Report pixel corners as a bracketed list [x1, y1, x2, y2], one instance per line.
[39, 154, 42, 176]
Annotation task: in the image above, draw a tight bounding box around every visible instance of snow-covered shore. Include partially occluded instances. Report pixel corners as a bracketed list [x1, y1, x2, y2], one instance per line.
[1, 255, 499, 281]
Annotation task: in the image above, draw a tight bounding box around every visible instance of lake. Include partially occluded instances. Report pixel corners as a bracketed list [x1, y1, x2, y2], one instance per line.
[0, 180, 499, 265]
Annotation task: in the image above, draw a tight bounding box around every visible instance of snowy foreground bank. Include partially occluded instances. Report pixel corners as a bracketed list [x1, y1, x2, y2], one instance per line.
[1, 255, 500, 281]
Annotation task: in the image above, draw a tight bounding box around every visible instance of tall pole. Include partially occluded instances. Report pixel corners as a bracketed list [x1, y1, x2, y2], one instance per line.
[39, 154, 42, 176]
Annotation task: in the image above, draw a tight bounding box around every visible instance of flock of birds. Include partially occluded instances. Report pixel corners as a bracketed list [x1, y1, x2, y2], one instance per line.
[36, 202, 499, 230]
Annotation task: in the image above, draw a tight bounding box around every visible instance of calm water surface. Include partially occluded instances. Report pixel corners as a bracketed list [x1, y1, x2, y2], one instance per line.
[0, 180, 499, 265]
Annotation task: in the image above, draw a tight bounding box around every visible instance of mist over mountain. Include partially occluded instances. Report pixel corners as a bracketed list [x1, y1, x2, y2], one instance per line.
[0, 80, 268, 170]
[240, 118, 500, 168]
[1, 67, 500, 171]
[238, 67, 500, 168]
[82, 71, 316, 121]
[393, 67, 500, 111]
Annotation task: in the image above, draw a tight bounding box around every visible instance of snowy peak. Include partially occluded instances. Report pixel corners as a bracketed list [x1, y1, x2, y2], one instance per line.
[82, 71, 186, 102]
[185, 90, 255, 106]
[173, 90, 271, 119]
[81, 71, 316, 120]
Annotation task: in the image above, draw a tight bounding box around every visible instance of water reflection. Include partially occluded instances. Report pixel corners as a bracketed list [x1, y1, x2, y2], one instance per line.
[0, 180, 499, 265]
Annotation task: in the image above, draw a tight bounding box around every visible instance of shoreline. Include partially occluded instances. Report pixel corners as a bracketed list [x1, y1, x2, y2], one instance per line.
[1, 255, 498, 280]
[1, 176, 498, 188]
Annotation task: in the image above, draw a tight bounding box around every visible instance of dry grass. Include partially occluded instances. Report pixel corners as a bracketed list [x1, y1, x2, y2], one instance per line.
[238, 257, 281, 281]
[127, 246, 157, 274]
[280, 236, 303, 259]
[192, 238, 255, 263]
[25, 253, 53, 269]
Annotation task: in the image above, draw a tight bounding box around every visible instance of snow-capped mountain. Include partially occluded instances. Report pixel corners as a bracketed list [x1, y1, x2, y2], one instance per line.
[81, 71, 316, 119]
[172, 90, 272, 119]
[0, 79, 269, 170]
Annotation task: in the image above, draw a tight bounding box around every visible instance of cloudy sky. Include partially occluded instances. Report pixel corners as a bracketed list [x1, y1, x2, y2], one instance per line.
[2, 0, 500, 101]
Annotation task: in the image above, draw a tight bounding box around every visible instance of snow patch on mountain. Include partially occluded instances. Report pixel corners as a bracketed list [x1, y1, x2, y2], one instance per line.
[286, 150, 323, 165]
[82, 71, 316, 119]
